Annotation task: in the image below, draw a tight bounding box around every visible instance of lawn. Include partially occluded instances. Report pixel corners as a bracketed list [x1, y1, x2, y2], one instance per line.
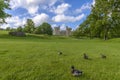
[0, 31, 120, 80]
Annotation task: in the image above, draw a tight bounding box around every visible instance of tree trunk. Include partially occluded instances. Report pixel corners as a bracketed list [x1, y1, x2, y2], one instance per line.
[104, 34, 107, 40]
[104, 26, 109, 40]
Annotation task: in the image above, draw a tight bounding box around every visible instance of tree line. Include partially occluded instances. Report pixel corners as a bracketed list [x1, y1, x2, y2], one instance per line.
[6, 19, 53, 35]
[73, 0, 120, 40]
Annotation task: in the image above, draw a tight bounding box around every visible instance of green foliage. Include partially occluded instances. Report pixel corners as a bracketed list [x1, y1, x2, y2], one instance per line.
[72, 30, 81, 38]
[40, 22, 53, 35]
[72, 27, 86, 38]
[24, 19, 35, 33]
[17, 26, 23, 32]
[10, 28, 16, 32]
[33, 26, 42, 34]
[6, 27, 10, 31]
[75, 0, 120, 40]
[33, 22, 53, 35]
[0, 0, 11, 24]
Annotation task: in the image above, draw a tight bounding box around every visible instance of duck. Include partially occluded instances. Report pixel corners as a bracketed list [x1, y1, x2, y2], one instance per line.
[83, 53, 89, 59]
[58, 51, 62, 55]
[71, 66, 83, 76]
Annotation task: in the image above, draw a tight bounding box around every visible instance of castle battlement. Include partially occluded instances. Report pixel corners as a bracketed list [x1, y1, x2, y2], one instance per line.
[53, 26, 72, 36]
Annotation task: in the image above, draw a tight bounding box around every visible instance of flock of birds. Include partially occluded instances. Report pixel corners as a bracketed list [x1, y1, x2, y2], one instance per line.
[58, 51, 107, 77]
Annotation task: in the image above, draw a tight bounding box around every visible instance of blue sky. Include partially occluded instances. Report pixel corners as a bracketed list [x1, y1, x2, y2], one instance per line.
[2, 0, 95, 30]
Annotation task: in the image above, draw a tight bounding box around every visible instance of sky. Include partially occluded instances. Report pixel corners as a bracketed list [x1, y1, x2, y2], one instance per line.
[2, 0, 95, 30]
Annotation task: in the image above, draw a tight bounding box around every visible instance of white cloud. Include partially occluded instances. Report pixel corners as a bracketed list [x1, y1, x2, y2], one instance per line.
[1, 13, 49, 28]
[1, 16, 26, 29]
[3, 0, 93, 29]
[6, 16, 26, 27]
[51, 24, 68, 30]
[92, 0, 95, 6]
[51, 24, 57, 28]
[52, 14, 85, 22]
[60, 24, 66, 30]
[75, 3, 91, 14]
[1, 24, 11, 29]
[28, 6, 39, 15]
[51, 3, 71, 14]
[49, 0, 57, 6]
[10, 0, 58, 15]
[32, 13, 49, 26]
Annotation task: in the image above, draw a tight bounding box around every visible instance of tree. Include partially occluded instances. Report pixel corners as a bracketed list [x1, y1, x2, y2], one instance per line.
[0, 0, 11, 24]
[72, 29, 81, 38]
[40, 22, 53, 35]
[33, 26, 42, 34]
[75, 0, 120, 40]
[110, 0, 120, 37]
[90, 0, 120, 40]
[24, 19, 35, 33]
[17, 26, 23, 32]
[6, 27, 10, 31]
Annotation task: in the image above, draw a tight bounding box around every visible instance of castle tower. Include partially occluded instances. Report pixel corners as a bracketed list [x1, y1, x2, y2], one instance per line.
[66, 26, 72, 36]
[53, 26, 60, 35]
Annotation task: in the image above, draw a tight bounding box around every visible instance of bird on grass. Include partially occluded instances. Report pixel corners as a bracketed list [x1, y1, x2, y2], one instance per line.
[71, 66, 83, 76]
[83, 53, 89, 59]
[58, 51, 62, 55]
[83, 53, 92, 60]
[100, 54, 106, 59]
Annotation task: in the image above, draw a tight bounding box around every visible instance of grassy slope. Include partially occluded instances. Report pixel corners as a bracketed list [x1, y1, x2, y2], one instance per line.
[0, 31, 120, 80]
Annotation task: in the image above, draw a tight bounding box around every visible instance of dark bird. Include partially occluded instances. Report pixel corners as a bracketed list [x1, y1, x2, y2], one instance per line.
[71, 66, 83, 76]
[83, 53, 89, 59]
[101, 54, 106, 59]
[58, 51, 62, 55]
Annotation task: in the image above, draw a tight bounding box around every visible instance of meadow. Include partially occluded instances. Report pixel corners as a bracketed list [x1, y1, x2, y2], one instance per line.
[0, 31, 120, 80]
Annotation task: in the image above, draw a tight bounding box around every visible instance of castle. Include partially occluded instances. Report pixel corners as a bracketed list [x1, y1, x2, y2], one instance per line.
[53, 26, 72, 36]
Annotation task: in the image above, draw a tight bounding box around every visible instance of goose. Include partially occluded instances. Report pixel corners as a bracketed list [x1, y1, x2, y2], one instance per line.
[71, 66, 83, 76]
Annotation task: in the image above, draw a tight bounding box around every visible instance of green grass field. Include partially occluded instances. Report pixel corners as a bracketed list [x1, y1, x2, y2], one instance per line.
[0, 31, 120, 80]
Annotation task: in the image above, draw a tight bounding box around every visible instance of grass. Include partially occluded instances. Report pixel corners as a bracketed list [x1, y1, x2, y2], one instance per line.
[0, 31, 120, 80]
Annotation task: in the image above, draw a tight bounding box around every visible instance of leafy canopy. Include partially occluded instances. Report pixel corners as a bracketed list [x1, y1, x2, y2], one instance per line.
[0, 0, 11, 24]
